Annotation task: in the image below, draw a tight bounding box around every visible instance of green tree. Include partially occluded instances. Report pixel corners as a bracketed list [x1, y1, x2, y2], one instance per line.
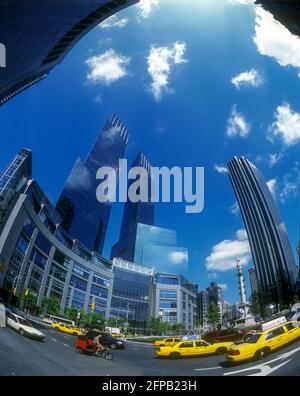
[173, 323, 185, 334]
[65, 307, 80, 323]
[80, 312, 105, 329]
[106, 316, 126, 328]
[148, 317, 162, 335]
[207, 301, 219, 330]
[293, 294, 300, 304]
[41, 297, 60, 315]
[23, 289, 38, 314]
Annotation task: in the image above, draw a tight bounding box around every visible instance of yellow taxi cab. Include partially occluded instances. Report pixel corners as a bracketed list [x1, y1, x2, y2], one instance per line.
[52, 322, 83, 336]
[226, 320, 300, 363]
[156, 339, 232, 359]
[154, 337, 182, 347]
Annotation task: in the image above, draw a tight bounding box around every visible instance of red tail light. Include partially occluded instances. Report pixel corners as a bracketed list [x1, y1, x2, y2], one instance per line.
[228, 349, 240, 356]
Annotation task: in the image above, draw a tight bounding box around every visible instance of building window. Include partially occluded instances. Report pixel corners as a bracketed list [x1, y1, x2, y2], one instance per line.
[69, 275, 87, 292]
[72, 263, 90, 280]
[90, 284, 108, 299]
[159, 290, 177, 299]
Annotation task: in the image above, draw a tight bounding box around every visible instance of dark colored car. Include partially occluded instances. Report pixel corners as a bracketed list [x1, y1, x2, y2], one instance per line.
[202, 328, 249, 343]
[100, 333, 126, 349]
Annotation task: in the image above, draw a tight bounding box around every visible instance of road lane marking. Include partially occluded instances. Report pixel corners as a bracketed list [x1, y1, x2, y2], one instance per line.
[224, 346, 300, 376]
[63, 343, 70, 347]
[51, 338, 57, 342]
[194, 366, 222, 371]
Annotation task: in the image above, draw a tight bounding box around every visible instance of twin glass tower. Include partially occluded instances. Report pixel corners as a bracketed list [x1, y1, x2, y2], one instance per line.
[228, 157, 298, 306]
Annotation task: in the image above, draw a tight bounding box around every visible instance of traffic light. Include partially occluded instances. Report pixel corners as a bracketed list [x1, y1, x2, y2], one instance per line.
[24, 288, 29, 296]
[0, 260, 5, 272]
[90, 303, 95, 312]
[12, 287, 17, 296]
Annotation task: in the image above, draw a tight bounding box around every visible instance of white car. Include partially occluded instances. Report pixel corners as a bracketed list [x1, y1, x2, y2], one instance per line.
[7, 312, 45, 341]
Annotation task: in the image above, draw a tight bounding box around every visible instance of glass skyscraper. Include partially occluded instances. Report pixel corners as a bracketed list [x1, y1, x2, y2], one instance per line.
[0, 148, 32, 228]
[56, 114, 129, 254]
[0, 0, 139, 106]
[110, 153, 155, 261]
[227, 156, 298, 306]
[111, 258, 154, 329]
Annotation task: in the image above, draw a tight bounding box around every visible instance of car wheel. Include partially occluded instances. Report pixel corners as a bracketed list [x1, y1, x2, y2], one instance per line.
[76, 347, 82, 354]
[72, 332, 77, 336]
[111, 343, 117, 349]
[19, 329, 25, 336]
[216, 347, 227, 355]
[255, 348, 269, 360]
[169, 352, 181, 360]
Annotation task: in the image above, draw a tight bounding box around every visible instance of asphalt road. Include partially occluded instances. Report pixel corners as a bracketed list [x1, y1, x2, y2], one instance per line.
[1, 323, 300, 376]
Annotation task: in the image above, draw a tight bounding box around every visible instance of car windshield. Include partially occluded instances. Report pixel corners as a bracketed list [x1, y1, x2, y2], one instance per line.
[17, 317, 32, 327]
[244, 333, 261, 343]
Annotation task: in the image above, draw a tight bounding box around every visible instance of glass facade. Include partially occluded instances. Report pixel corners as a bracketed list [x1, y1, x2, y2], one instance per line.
[0, 148, 32, 198]
[0, 1, 139, 106]
[111, 262, 154, 329]
[56, 114, 128, 254]
[228, 157, 298, 306]
[110, 153, 155, 261]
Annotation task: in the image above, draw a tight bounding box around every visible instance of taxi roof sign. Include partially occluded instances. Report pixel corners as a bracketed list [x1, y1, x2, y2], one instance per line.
[261, 316, 287, 332]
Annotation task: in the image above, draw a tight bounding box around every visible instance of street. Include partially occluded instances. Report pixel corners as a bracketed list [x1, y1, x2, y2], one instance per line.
[1, 322, 300, 376]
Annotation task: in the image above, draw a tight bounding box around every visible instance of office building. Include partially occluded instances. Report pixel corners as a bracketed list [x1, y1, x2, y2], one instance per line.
[206, 282, 223, 325]
[256, 1, 300, 38]
[196, 290, 209, 332]
[110, 153, 154, 261]
[0, 177, 114, 317]
[0, 148, 32, 228]
[112, 222, 189, 275]
[56, 114, 129, 254]
[0, 0, 139, 106]
[227, 156, 298, 306]
[110, 258, 154, 330]
[154, 273, 197, 331]
[248, 268, 259, 295]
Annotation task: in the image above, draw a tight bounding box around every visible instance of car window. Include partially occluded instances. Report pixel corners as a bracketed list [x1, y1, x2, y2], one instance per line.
[285, 323, 297, 331]
[165, 339, 172, 342]
[266, 327, 285, 340]
[174, 338, 181, 342]
[195, 341, 206, 347]
[7, 313, 15, 320]
[179, 342, 194, 348]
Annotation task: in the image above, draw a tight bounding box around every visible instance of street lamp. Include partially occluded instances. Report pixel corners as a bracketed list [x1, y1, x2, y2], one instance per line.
[125, 303, 130, 335]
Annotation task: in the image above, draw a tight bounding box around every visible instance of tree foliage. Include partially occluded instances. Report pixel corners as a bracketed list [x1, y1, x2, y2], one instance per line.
[207, 301, 219, 330]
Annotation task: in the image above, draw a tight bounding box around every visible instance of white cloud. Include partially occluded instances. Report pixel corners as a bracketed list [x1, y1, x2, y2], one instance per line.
[99, 15, 129, 29]
[147, 41, 187, 101]
[279, 162, 300, 203]
[66, 159, 91, 191]
[231, 69, 263, 89]
[86, 49, 130, 85]
[168, 251, 188, 265]
[205, 229, 251, 272]
[138, 0, 159, 18]
[218, 283, 228, 291]
[254, 7, 300, 76]
[227, 104, 250, 137]
[268, 153, 283, 167]
[230, 201, 240, 216]
[266, 178, 277, 199]
[214, 164, 228, 174]
[268, 103, 300, 147]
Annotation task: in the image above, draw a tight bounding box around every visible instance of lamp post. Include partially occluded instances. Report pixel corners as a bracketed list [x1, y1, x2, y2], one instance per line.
[125, 303, 130, 335]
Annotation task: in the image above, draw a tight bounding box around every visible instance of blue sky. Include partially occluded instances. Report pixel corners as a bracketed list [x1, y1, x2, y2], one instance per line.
[0, 0, 300, 304]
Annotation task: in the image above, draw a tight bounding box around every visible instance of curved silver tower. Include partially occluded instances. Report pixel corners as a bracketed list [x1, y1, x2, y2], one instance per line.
[227, 156, 298, 307]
